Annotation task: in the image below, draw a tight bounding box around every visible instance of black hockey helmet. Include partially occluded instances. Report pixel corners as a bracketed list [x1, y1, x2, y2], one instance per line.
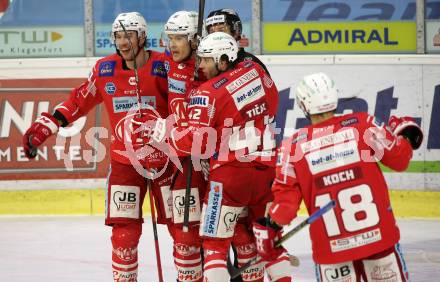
[205, 8, 242, 40]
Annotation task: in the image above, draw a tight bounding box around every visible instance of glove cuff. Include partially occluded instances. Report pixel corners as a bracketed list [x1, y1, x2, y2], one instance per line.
[392, 120, 423, 149]
[36, 112, 59, 134]
[392, 120, 418, 136]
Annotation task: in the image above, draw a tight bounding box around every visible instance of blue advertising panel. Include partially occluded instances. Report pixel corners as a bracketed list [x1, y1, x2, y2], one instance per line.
[262, 0, 440, 21]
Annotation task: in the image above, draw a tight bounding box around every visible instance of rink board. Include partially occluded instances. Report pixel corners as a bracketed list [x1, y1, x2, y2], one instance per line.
[0, 188, 439, 218]
[0, 55, 439, 191]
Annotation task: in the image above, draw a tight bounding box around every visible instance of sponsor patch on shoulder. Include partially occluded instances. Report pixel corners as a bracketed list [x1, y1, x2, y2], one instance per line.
[243, 61, 254, 68]
[151, 61, 167, 78]
[263, 74, 273, 88]
[340, 117, 358, 127]
[104, 82, 116, 95]
[164, 60, 170, 73]
[99, 61, 116, 77]
[212, 77, 228, 89]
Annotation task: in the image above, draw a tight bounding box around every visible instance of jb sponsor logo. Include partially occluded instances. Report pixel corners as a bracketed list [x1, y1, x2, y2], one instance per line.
[174, 194, 197, 215]
[113, 191, 137, 211]
[324, 264, 353, 282]
[110, 185, 139, 218]
[223, 211, 240, 232]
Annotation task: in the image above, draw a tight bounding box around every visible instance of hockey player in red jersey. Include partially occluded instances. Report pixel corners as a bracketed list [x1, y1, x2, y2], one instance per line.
[253, 72, 423, 282]
[140, 32, 294, 282]
[22, 12, 171, 282]
[162, 10, 207, 282]
[205, 8, 270, 76]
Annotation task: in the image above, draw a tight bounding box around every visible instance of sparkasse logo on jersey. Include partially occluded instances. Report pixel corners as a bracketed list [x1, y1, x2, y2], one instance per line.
[203, 182, 223, 237]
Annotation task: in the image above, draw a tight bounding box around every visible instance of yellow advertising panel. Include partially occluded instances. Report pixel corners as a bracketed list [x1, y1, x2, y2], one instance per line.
[263, 22, 416, 53]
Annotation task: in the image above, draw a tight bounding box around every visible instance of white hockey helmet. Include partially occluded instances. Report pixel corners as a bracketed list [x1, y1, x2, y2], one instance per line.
[295, 72, 338, 116]
[164, 11, 198, 41]
[197, 32, 238, 64]
[111, 12, 147, 42]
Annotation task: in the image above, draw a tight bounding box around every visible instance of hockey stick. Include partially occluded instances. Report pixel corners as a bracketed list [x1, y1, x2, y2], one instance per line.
[147, 178, 164, 282]
[182, 0, 206, 233]
[228, 200, 336, 279]
[119, 21, 164, 282]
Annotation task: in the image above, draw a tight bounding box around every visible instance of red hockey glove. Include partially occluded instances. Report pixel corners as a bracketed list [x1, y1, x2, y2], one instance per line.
[130, 113, 164, 167]
[388, 115, 424, 150]
[253, 217, 285, 261]
[23, 112, 59, 159]
[131, 114, 155, 148]
[131, 111, 172, 145]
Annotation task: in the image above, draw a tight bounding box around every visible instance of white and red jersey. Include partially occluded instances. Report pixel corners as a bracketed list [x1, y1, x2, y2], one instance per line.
[170, 61, 278, 169]
[164, 55, 205, 127]
[269, 112, 413, 264]
[55, 51, 168, 165]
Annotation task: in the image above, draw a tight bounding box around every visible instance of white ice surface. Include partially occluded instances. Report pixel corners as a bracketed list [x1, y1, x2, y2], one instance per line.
[0, 216, 438, 282]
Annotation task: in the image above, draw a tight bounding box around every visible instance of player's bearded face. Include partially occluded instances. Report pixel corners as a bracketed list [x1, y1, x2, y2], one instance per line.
[114, 31, 142, 61]
[167, 34, 192, 63]
[199, 57, 218, 79]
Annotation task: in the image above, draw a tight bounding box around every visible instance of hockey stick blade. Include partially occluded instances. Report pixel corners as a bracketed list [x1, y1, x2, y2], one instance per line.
[228, 200, 336, 279]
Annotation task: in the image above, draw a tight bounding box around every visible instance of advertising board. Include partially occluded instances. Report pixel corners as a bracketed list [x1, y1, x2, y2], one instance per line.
[0, 27, 85, 58]
[263, 22, 416, 53]
[0, 78, 110, 181]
